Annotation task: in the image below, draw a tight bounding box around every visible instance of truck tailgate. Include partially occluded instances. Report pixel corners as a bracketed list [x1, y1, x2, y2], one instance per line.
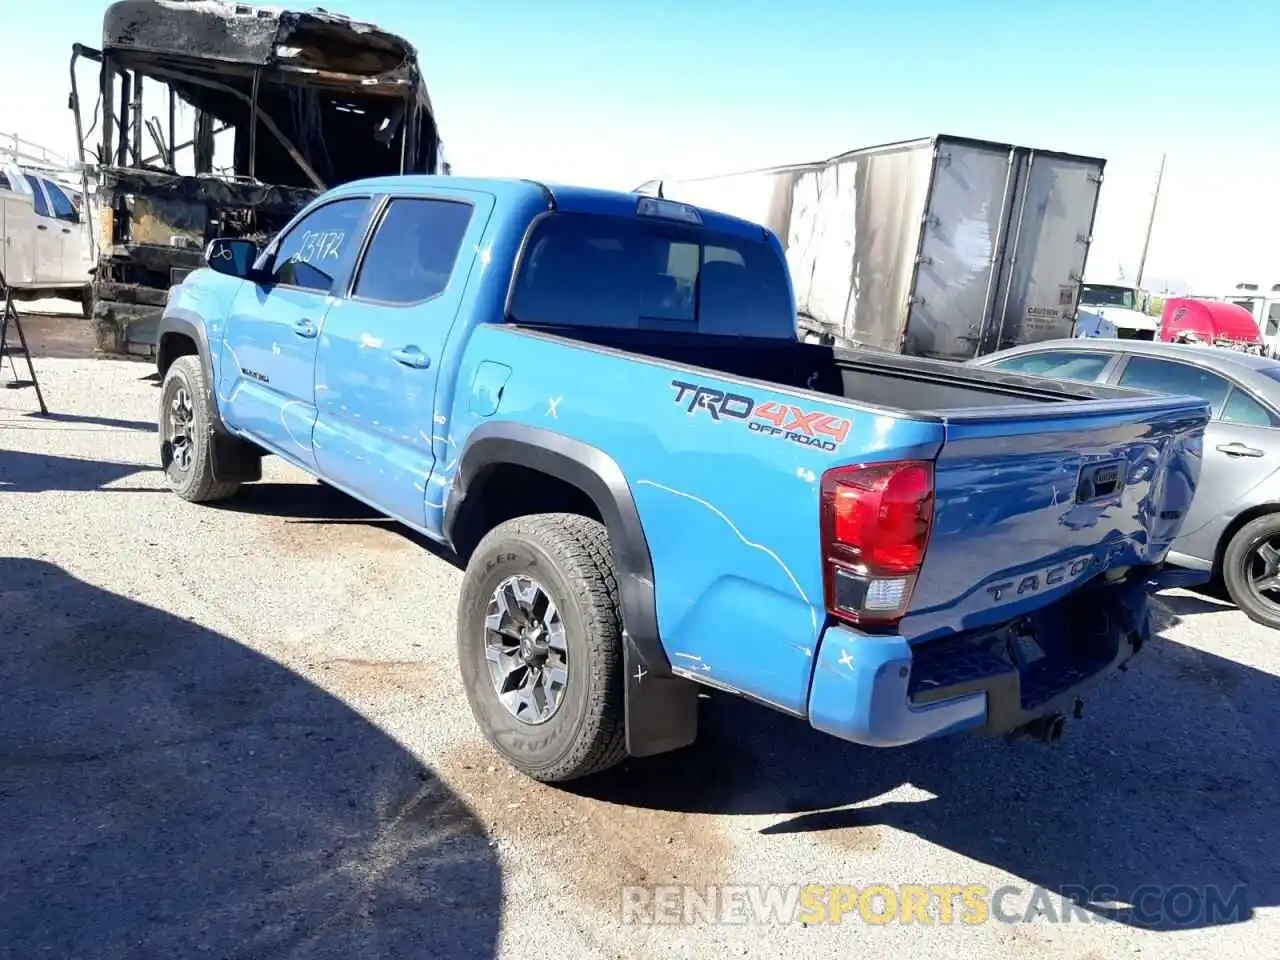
[903, 394, 1210, 640]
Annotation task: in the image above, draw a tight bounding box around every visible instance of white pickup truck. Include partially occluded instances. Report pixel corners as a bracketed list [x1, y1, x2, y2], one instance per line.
[0, 163, 93, 315]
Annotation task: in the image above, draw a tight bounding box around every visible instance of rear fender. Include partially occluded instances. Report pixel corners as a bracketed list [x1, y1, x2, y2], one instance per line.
[445, 421, 699, 759]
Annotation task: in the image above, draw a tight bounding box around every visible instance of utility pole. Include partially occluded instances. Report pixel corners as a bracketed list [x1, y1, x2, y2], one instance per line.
[1135, 152, 1166, 289]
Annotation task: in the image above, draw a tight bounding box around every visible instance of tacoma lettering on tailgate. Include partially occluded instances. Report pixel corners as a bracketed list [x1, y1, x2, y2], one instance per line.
[985, 542, 1132, 601]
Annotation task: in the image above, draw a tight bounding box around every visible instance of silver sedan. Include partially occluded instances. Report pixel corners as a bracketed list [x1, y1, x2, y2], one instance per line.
[970, 338, 1280, 628]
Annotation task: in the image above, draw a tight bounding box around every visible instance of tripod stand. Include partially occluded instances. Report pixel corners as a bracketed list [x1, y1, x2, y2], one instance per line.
[0, 265, 48, 414]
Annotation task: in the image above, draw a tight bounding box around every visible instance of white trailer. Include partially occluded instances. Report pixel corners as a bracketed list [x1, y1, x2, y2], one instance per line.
[637, 134, 1106, 361]
[1223, 282, 1280, 355]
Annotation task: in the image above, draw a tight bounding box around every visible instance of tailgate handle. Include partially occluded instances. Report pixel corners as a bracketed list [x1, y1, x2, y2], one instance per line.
[1217, 442, 1264, 458]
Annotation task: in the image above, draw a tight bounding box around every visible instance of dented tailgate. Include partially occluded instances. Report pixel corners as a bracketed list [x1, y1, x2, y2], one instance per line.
[902, 393, 1210, 641]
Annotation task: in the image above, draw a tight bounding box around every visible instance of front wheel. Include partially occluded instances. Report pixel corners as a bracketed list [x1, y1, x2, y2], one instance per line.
[456, 513, 628, 782]
[1222, 513, 1280, 629]
[159, 355, 241, 503]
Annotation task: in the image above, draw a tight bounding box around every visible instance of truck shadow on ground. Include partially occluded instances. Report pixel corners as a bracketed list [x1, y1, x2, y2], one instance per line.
[0, 449, 166, 494]
[0, 558, 501, 959]
[576, 606, 1275, 932]
[215, 480, 465, 566]
[153, 477, 1271, 931]
[1155, 586, 1237, 619]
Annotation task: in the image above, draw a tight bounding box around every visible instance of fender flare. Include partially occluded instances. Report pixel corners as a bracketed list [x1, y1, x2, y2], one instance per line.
[155, 310, 262, 482]
[444, 421, 698, 757]
[156, 310, 222, 420]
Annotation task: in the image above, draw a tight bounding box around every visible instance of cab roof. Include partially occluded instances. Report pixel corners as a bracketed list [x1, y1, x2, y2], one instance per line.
[328, 175, 776, 244]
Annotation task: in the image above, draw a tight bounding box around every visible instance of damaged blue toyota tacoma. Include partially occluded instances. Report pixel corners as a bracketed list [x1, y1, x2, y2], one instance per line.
[154, 176, 1210, 782]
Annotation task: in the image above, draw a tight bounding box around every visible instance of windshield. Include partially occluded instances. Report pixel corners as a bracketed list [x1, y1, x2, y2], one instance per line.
[1080, 284, 1138, 310]
[508, 212, 795, 338]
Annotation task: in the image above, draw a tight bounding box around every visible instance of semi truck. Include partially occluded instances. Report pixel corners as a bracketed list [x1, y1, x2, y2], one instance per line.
[1078, 279, 1156, 340]
[636, 134, 1106, 361]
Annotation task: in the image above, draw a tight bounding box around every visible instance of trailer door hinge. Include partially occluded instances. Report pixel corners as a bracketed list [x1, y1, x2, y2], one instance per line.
[1077, 233, 1092, 244]
[1088, 173, 1104, 184]
[915, 255, 933, 266]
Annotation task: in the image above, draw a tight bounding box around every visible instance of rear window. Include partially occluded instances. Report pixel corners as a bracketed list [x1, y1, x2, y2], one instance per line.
[988, 350, 1112, 383]
[507, 212, 794, 338]
[1254, 362, 1280, 384]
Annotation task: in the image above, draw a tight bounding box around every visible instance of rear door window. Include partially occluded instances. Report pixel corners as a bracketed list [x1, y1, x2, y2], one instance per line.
[352, 197, 474, 305]
[1117, 355, 1232, 416]
[1221, 387, 1280, 427]
[508, 212, 794, 338]
[987, 350, 1113, 383]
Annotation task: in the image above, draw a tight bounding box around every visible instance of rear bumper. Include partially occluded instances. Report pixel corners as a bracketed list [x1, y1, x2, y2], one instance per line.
[807, 564, 1206, 748]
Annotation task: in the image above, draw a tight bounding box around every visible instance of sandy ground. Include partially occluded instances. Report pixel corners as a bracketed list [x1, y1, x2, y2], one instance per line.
[1, 356, 1274, 960]
[5, 302, 97, 360]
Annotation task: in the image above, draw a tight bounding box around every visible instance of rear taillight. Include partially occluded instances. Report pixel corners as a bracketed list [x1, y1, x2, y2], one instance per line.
[820, 460, 934, 626]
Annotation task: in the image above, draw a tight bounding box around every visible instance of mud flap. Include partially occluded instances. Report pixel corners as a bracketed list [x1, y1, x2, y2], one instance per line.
[209, 429, 262, 483]
[623, 632, 699, 757]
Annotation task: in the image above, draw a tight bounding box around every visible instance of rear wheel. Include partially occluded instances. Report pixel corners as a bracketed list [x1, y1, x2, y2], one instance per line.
[1222, 513, 1280, 629]
[456, 513, 627, 782]
[159, 355, 241, 503]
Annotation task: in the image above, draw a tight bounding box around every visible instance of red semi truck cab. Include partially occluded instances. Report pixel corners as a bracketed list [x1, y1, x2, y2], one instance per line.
[1158, 297, 1263, 353]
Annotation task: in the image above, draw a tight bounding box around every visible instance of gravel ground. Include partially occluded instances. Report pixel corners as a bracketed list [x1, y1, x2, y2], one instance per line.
[2, 357, 1275, 960]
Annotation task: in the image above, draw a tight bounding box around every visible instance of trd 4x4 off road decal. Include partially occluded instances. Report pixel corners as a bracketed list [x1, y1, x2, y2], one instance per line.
[670, 379, 851, 452]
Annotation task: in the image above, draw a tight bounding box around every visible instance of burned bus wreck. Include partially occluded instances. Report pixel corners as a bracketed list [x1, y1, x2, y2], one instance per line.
[71, 0, 446, 356]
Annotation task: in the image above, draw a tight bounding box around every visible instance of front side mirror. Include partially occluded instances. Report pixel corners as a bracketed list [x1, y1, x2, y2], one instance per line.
[205, 237, 259, 279]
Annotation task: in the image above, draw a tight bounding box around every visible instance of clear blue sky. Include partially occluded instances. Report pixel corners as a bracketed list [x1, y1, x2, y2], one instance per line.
[3, 0, 1277, 289]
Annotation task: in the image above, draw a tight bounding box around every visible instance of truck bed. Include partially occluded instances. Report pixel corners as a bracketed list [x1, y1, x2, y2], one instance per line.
[519, 320, 1208, 645]
[525, 324, 1127, 414]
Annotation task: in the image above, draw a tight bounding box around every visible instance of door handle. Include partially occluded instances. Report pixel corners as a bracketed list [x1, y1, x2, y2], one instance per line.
[293, 317, 317, 338]
[391, 346, 431, 369]
[1217, 442, 1264, 458]
[36, 224, 47, 231]
[61, 227, 71, 234]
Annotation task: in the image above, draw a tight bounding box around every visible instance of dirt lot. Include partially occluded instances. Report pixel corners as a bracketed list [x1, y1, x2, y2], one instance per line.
[2, 356, 1275, 960]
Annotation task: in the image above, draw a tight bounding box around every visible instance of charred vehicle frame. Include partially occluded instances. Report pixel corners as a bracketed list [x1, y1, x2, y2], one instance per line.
[69, 0, 447, 356]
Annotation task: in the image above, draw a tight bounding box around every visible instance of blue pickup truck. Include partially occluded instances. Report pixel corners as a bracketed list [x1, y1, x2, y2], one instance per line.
[155, 176, 1210, 782]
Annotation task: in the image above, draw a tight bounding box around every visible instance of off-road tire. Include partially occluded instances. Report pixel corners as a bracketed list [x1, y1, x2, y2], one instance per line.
[457, 513, 628, 782]
[1222, 513, 1280, 630]
[159, 355, 241, 503]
